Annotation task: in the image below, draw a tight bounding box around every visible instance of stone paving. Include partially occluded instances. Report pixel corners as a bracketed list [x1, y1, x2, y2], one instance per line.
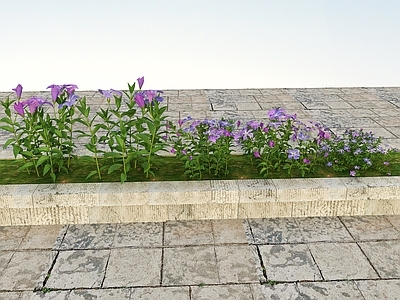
[0, 215, 399, 299]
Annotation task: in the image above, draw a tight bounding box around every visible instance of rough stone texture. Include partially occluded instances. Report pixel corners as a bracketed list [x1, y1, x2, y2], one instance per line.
[164, 220, 214, 246]
[308, 242, 379, 280]
[212, 219, 248, 244]
[68, 288, 131, 299]
[191, 284, 254, 300]
[295, 217, 353, 242]
[356, 280, 400, 299]
[131, 287, 190, 300]
[162, 246, 218, 285]
[248, 218, 304, 244]
[46, 250, 109, 289]
[359, 241, 400, 278]
[0, 226, 29, 250]
[19, 225, 62, 250]
[113, 222, 163, 247]
[259, 244, 322, 281]
[103, 248, 162, 287]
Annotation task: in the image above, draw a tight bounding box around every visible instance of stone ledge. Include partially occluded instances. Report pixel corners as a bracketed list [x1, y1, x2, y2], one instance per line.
[0, 177, 399, 226]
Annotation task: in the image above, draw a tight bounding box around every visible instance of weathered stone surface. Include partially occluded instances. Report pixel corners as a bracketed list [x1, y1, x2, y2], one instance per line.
[340, 215, 400, 241]
[259, 244, 322, 281]
[163, 246, 218, 285]
[356, 279, 400, 299]
[0, 226, 29, 250]
[308, 242, 378, 280]
[387, 214, 400, 230]
[19, 225, 62, 249]
[239, 201, 292, 219]
[131, 287, 190, 300]
[0, 291, 32, 300]
[359, 241, 400, 278]
[248, 218, 304, 244]
[215, 245, 259, 284]
[46, 250, 109, 289]
[103, 248, 162, 287]
[0, 250, 53, 290]
[297, 281, 364, 299]
[212, 219, 248, 244]
[260, 283, 300, 300]
[30, 290, 70, 299]
[113, 222, 163, 247]
[295, 217, 353, 242]
[57, 223, 116, 250]
[164, 220, 213, 246]
[69, 288, 131, 299]
[191, 284, 253, 300]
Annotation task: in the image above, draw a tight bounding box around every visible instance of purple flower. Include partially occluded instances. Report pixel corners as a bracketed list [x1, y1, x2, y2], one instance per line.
[287, 149, 300, 160]
[145, 90, 157, 103]
[25, 96, 53, 114]
[62, 84, 78, 95]
[50, 85, 61, 101]
[383, 161, 390, 166]
[12, 84, 23, 100]
[137, 77, 144, 89]
[14, 102, 24, 116]
[182, 149, 187, 155]
[58, 94, 80, 108]
[354, 148, 362, 155]
[134, 92, 145, 108]
[99, 89, 122, 98]
[354, 165, 360, 170]
[170, 148, 176, 154]
[326, 162, 332, 167]
[269, 140, 275, 148]
[350, 170, 356, 177]
[363, 158, 372, 166]
[253, 151, 261, 158]
[303, 158, 310, 164]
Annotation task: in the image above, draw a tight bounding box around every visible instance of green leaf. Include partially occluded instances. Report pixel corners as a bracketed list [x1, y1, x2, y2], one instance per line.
[0, 125, 14, 133]
[104, 152, 122, 158]
[120, 173, 127, 183]
[43, 164, 52, 175]
[12, 144, 20, 158]
[141, 161, 150, 173]
[86, 170, 99, 180]
[50, 172, 56, 182]
[108, 163, 123, 174]
[18, 161, 34, 171]
[38, 146, 50, 153]
[0, 117, 13, 125]
[37, 156, 50, 167]
[79, 155, 96, 163]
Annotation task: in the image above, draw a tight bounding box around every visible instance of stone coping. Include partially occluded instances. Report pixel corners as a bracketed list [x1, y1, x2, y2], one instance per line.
[0, 177, 399, 226]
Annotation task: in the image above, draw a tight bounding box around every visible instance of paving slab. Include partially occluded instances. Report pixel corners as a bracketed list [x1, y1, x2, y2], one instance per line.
[215, 245, 259, 284]
[30, 290, 70, 299]
[0, 250, 53, 291]
[57, 224, 116, 250]
[0, 226, 29, 250]
[259, 283, 300, 300]
[387, 214, 400, 231]
[359, 241, 400, 278]
[113, 222, 163, 248]
[0, 291, 32, 300]
[297, 281, 364, 299]
[191, 284, 254, 300]
[19, 225, 62, 250]
[0, 251, 13, 273]
[340, 215, 400, 241]
[131, 287, 190, 300]
[356, 279, 400, 300]
[308, 242, 379, 280]
[46, 249, 109, 289]
[247, 218, 304, 244]
[69, 288, 130, 299]
[212, 219, 248, 244]
[103, 248, 162, 287]
[164, 220, 214, 246]
[162, 245, 218, 286]
[258, 244, 322, 281]
[295, 217, 353, 242]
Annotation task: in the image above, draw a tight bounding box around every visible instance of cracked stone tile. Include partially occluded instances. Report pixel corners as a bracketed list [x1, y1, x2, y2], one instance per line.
[340, 216, 400, 241]
[387, 215, 400, 231]
[297, 281, 364, 299]
[131, 287, 190, 300]
[162, 246, 218, 286]
[45, 249, 109, 289]
[215, 245, 259, 284]
[212, 219, 248, 244]
[0, 291, 32, 300]
[356, 279, 400, 299]
[248, 218, 304, 244]
[0, 251, 13, 273]
[258, 244, 322, 281]
[295, 217, 353, 242]
[30, 290, 70, 299]
[0, 250, 53, 291]
[57, 224, 117, 250]
[18, 225, 63, 250]
[191, 284, 253, 300]
[103, 248, 162, 287]
[113, 222, 163, 248]
[308, 243, 378, 280]
[0, 226, 30, 250]
[69, 288, 131, 299]
[164, 220, 214, 246]
[359, 241, 400, 278]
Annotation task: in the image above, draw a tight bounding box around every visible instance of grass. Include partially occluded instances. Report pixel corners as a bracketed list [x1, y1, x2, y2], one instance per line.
[0, 154, 399, 185]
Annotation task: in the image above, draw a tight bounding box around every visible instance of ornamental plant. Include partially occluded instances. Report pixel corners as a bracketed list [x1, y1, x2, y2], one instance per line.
[235, 108, 331, 177]
[169, 117, 236, 178]
[0, 84, 79, 181]
[75, 77, 167, 182]
[323, 129, 394, 177]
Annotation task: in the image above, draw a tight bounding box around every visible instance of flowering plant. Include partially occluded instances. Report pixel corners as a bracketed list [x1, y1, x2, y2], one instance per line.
[169, 117, 236, 178]
[236, 108, 331, 177]
[0, 84, 79, 181]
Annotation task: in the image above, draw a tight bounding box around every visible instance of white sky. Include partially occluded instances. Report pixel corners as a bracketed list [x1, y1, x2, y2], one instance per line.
[1, 0, 400, 91]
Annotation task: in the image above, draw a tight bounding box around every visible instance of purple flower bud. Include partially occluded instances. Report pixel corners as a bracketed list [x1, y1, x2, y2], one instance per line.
[303, 158, 310, 164]
[253, 151, 261, 158]
[137, 77, 144, 89]
[350, 170, 356, 177]
[134, 92, 145, 108]
[12, 84, 23, 100]
[14, 102, 24, 116]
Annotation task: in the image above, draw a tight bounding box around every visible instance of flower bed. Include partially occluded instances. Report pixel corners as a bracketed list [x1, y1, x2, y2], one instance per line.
[0, 78, 397, 184]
